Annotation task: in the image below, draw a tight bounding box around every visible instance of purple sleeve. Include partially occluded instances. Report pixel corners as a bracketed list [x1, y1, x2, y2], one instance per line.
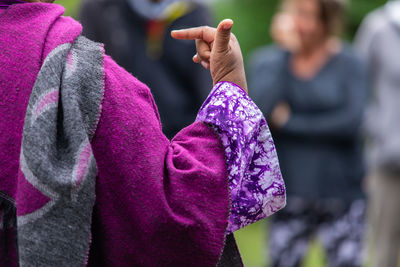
[89, 56, 230, 266]
[196, 81, 286, 233]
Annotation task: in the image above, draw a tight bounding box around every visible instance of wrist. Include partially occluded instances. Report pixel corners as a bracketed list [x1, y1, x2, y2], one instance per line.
[213, 69, 248, 94]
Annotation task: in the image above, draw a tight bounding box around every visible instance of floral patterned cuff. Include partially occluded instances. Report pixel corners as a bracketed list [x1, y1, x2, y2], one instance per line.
[196, 81, 286, 234]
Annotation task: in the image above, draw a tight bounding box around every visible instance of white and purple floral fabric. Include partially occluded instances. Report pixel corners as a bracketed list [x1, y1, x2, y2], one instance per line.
[197, 81, 286, 234]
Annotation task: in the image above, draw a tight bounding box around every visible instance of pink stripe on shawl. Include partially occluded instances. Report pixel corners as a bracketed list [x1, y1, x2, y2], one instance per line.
[35, 90, 59, 116]
[75, 141, 93, 189]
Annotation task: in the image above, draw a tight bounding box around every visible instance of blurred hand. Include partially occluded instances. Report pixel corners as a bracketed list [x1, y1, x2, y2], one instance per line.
[271, 13, 301, 52]
[171, 19, 248, 93]
[271, 102, 291, 129]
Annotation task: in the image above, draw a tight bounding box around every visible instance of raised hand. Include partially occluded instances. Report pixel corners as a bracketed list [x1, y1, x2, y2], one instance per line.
[171, 19, 248, 93]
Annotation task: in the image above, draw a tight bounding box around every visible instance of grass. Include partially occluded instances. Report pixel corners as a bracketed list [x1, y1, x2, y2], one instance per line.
[235, 219, 327, 267]
[235, 220, 269, 267]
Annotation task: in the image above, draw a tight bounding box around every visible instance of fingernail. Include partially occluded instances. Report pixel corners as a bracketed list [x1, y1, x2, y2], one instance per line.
[222, 19, 233, 30]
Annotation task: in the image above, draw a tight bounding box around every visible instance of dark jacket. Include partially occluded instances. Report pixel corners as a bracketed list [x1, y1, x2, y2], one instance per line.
[79, 0, 213, 138]
[249, 45, 367, 202]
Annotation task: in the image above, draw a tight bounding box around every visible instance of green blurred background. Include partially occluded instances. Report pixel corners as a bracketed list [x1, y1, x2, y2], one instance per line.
[55, 0, 386, 266]
[58, 0, 386, 61]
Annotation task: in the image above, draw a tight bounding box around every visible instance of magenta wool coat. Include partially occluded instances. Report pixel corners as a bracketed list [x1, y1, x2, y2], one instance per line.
[0, 2, 285, 267]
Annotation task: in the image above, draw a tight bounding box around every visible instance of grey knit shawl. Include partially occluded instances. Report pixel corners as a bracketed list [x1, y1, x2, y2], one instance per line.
[18, 36, 104, 266]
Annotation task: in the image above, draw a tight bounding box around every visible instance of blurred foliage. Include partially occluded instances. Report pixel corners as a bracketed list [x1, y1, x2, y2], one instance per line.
[56, 0, 80, 17]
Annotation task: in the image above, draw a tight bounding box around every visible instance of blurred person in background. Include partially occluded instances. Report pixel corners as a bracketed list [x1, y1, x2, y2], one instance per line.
[79, 0, 212, 138]
[355, 1, 400, 266]
[249, 0, 367, 266]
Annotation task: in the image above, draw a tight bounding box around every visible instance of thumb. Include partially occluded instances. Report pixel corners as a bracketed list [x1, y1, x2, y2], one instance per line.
[214, 19, 233, 53]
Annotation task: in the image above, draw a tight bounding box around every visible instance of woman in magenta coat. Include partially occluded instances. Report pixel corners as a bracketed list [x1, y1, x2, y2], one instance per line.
[0, 0, 286, 266]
